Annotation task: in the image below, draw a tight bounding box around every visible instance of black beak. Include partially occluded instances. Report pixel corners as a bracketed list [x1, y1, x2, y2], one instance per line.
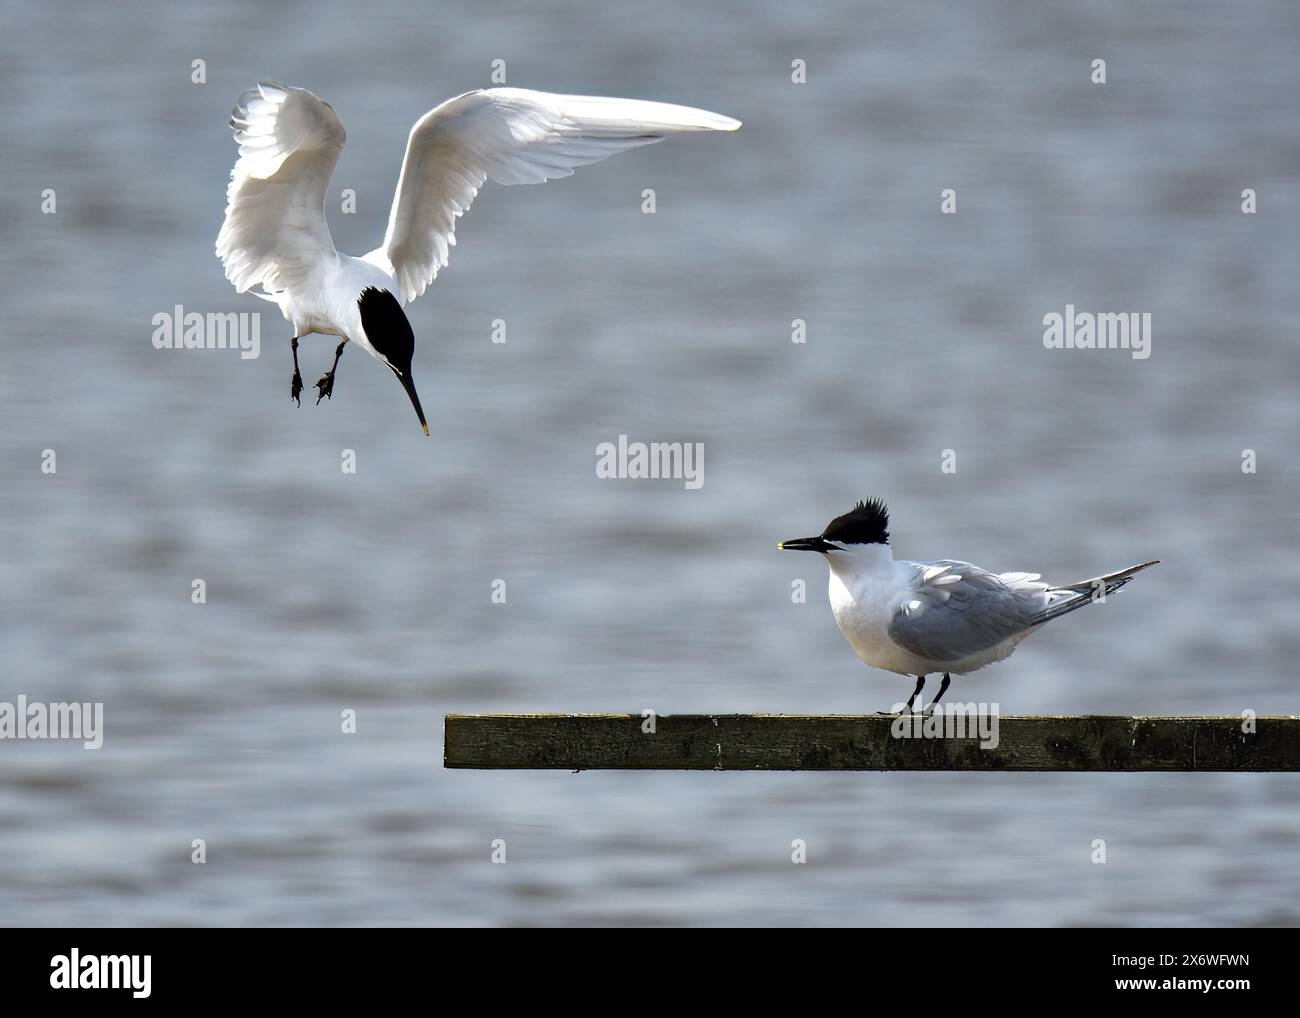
[396, 371, 429, 437]
[778, 536, 838, 553]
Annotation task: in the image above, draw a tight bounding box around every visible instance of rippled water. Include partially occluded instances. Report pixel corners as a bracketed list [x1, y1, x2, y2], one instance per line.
[3, 1, 1298, 926]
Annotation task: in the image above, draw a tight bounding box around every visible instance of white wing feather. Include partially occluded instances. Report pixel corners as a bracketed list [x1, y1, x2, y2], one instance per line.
[369, 88, 741, 303]
[216, 82, 346, 294]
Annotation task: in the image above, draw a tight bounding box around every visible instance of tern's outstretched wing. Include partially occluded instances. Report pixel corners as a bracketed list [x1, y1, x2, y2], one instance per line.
[886, 561, 1048, 664]
[367, 88, 740, 304]
[216, 82, 345, 294]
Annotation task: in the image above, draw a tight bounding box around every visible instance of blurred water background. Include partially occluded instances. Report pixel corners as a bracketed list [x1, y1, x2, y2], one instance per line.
[2, 0, 1298, 926]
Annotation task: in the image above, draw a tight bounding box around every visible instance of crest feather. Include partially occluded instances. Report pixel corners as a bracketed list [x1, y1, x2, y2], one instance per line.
[823, 498, 890, 545]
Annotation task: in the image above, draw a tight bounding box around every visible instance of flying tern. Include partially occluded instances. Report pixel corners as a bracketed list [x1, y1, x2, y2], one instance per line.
[216, 81, 740, 433]
[779, 498, 1158, 713]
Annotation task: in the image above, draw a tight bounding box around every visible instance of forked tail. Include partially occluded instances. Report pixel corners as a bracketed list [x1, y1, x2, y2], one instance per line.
[1030, 559, 1159, 626]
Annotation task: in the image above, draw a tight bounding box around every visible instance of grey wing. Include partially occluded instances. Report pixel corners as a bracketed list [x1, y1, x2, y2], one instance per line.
[887, 560, 1045, 663]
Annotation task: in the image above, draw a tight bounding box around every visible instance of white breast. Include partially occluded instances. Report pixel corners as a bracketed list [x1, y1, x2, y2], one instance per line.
[277, 255, 400, 361]
[827, 552, 930, 676]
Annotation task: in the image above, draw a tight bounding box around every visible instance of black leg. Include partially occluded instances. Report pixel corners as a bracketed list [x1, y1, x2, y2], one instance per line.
[315, 339, 348, 404]
[878, 674, 927, 715]
[875, 676, 928, 717]
[925, 673, 951, 714]
[903, 674, 926, 714]
[290, 336, 303, 406]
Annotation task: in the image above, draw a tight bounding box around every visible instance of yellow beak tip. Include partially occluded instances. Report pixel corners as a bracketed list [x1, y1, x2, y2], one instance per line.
[777, 542, 784, 550]
[422, 424, 430, 437]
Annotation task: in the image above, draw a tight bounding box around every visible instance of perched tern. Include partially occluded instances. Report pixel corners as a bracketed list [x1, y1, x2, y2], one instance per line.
[779, 499, 1158, 713]
[216, 81, 740, 433]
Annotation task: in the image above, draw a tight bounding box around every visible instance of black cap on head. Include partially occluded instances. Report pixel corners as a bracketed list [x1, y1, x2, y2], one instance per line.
[358, 286, 428, 436]
[779, 497, 889, 554]
[822, 498, 889, 546]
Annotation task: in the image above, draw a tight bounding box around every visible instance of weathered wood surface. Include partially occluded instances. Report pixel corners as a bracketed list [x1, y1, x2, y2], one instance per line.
[444, 714, 1300, 771]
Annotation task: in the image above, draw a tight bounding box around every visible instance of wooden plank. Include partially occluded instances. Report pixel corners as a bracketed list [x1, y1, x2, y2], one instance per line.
[443, 714, 1300, 771]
